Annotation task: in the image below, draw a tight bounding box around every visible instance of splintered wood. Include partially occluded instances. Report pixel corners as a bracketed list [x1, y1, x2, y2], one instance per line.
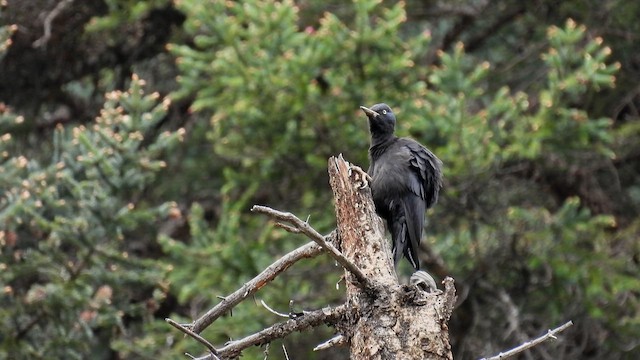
[328, 155, 456, 360]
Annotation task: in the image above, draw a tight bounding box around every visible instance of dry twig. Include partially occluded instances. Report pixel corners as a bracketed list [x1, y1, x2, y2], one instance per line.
[479, 321, 574, 360]
[33, 0, 75, 48]
[251, 205, 371, 288]
[190, 240, 325, 333]
[166, 318, 219, 358]
[260, 300, 290, 318]
[313, 334, 346, 351]
[193, 304, 353, 360]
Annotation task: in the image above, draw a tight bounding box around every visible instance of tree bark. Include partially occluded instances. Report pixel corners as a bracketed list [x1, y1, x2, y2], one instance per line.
[328, 155, 455, 360]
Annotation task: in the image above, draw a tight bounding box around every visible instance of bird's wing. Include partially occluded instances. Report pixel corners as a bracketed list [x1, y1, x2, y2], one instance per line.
[404, 141, 443, 208]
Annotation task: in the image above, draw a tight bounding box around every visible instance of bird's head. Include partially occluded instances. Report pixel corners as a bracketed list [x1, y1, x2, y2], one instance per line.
[360, 103, 396, 139]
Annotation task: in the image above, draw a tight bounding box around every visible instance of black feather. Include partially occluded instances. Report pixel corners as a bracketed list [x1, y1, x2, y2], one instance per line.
[362, 103, 442, 270]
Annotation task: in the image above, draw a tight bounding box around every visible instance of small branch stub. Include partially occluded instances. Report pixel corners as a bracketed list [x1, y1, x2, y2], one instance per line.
[314, 334, 347, 351]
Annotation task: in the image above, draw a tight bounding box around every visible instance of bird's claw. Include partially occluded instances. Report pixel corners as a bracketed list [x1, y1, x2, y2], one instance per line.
[348, 164, 372, 189]
[410, 270, 442, 294]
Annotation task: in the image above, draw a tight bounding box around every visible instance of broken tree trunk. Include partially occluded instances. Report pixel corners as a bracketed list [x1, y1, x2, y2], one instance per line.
[328, 155, 456, 360]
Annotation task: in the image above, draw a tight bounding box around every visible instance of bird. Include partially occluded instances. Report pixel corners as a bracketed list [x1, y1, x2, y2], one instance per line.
[360, 103, 442, 271]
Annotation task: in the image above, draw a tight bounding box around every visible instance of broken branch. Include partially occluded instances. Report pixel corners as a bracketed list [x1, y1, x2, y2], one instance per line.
[251, 205, 371, 288]
[480, 321, 574, 360]
[190, 240, 325, 334]
[313, 334, 346, 351]
[193, 303, 353, 360]
[166, 318, 219, 357]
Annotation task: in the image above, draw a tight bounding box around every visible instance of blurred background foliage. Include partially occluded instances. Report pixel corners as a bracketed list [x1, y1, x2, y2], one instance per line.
[1, 0, 639, 359]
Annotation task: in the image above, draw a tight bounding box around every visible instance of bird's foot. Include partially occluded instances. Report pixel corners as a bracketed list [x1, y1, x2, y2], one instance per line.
[348, 164, 372, 189]
[410, 270, 442, 294]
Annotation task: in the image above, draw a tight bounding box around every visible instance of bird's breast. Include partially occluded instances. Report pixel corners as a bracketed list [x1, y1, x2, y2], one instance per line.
[370, 156, 412, 201]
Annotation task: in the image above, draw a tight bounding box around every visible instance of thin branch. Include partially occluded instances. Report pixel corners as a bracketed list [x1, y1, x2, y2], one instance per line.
[274, 222, 301, 233]
[313, 334, 346, 351]
[194, 304, 354, 360]
[190, 240, 325, 334]
[166, 318, 219, 357]
[33, 0, 75, 48]
[251, 205, 371, 288]
[260, 300, 290, 318]
[479, 321, 574, 360]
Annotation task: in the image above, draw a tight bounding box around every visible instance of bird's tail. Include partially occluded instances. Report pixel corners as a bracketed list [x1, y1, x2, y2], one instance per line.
[390, 217, 407, 267]
[402, 194, 425, 271]
[389, 195, 425, 271]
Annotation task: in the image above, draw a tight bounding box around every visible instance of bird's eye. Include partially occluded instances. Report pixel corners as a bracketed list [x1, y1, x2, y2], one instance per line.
[382, 110, 387, 115]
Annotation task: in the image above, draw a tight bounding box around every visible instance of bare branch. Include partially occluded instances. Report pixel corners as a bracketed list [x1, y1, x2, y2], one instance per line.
[33, 0, 75, 48]
[313, 334, 346, 351]
[251, 205, 371, 288]
[479, 321, 574, 360]
[260, 300, 289, 318]
[273, 222, 301, 233]
[193, 304, 354, 360]
[166, 318, 219, 358]
[190, 240, 325, 334]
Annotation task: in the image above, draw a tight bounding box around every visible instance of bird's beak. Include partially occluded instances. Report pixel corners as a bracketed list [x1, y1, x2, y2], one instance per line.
[360, 106, 379, 118]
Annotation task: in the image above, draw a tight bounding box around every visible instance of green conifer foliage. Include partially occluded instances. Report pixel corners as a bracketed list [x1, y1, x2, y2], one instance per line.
[0, 75, 183, 357]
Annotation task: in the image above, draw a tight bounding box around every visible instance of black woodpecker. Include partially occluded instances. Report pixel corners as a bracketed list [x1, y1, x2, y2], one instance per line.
[360, 103, 442, 271]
